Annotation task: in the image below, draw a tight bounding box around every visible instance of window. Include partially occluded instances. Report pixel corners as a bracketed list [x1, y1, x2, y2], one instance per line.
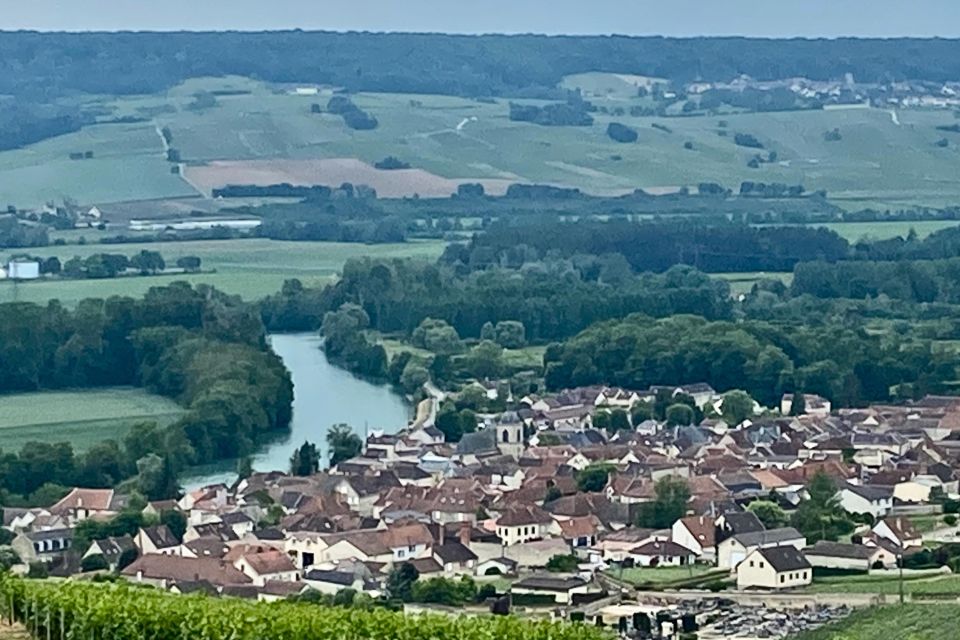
[759, 561, 764, 568]
[803, 571, 808, 579]
[409, 544, 416, 552]
[749, 561, 754, 567]
[780, 575, 784, 583]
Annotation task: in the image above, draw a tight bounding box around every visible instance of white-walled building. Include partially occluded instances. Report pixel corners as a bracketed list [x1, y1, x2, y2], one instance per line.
[736, 546, 812, 590]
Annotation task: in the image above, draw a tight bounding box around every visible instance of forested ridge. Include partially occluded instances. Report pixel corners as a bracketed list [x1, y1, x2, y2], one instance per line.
[4, 32, 960, 101]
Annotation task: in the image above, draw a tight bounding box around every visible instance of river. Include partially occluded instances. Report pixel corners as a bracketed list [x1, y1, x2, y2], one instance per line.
[182, 333, 411, 488]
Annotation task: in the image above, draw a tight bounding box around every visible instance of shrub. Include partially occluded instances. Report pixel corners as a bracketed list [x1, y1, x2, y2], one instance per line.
[945, 514, 958, 526]
[606, 122, 638, 143]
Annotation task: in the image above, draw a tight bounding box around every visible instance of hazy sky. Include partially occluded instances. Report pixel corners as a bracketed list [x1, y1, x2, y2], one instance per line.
[5, 0, 960, 37]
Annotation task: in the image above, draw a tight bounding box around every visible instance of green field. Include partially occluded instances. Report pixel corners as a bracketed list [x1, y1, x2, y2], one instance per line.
[811, 220, 960, 241]
[0, 238, 446, 305]
[805, 572, 960, 596]
[789, 605, 960, 640]
[5, 76, 960, 207]
[614, 565, 717, 586]
[0, 387, 184, 452]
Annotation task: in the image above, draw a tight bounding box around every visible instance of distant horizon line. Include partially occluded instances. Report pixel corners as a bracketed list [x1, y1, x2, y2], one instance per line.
[2, 28, 960, 41]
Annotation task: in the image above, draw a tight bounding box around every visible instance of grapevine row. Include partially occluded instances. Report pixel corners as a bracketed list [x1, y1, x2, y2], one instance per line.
[0, 576, 610, 640]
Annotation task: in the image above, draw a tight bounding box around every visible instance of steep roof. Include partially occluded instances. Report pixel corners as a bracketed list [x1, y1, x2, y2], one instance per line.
[496, 504, 552, 526]
[721, 511, 765, 535]
[434, 541, 478, 564]
[513, 574, 588, 592]
[50, 488, 116, 514]
[875, 517, 921, 543]
[122, 556, 251, 587]
[241, 550, 297, 576]
[140, 525, 179, 549]
[805, 541, 879, 560]
[733, 527, 804, 547]
[677, 515, 716, 548]
[843, 483, 893, 501]
[630, 540, 694, 557]
[754, 545, 811, 572]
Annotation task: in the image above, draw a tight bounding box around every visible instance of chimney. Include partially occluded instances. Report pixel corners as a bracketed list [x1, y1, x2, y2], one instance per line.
[459, 522, 471, 548]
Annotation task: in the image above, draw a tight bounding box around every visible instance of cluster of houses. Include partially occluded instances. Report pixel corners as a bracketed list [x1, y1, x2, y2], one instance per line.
[3, 385, 959, 604]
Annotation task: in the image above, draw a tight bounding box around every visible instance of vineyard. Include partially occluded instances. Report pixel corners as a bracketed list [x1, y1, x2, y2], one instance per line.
[0, 577, 609, 640]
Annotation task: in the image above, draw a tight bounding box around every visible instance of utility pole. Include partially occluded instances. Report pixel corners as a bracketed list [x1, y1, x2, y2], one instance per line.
[898, 547, 905, 605]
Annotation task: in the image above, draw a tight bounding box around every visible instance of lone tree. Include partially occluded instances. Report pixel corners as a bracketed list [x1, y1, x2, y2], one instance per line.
[386, 562, 420, 601]
[721, 390, 755, 426]
[790, 392, 807, 416]
[290, 441, 321, 476]
[326, 424, 362, 467]
[790, 471, 855, 543]
[576, 464, 613, 493]
[666, 403, 696, 426]
[636, 476, 691, 528]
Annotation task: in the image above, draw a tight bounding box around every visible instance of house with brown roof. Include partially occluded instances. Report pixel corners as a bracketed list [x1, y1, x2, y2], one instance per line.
[49, 488, 126, 524]
[495, 504, 552, 546]
[556, 515, 601, 548]
[233, 549, 299, 586]
[871, 517, 922, 549]
[671, 515, 716, 561]
[628, 540, 696, 567]
[122, 555, 251, 590]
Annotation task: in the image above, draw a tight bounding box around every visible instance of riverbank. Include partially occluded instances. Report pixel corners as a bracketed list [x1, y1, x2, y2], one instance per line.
[182, 333, 412, 488]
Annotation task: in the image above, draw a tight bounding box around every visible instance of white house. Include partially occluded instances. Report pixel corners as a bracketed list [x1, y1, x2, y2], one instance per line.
[871, 517, 922, 549]
[780, 393, 831, 417]
[495, 505, 552, 546]
[804, 541, 896, 571]
[736, 546, 812, 590]
[134, 525, 181, 556]
[233, 550, 299, 586]
[7, 260, 40, 280]
[893, 476, 944, 504]
[718, 528, 806, 570]
[627, 540, 696, 567]
[511, 574, 594, 605]
[839, 484, 893, 519]
[671, 515, 716, 561]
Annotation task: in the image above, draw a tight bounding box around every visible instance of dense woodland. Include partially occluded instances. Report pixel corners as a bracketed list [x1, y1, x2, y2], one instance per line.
[446, 219, 851, 273]
[4, 32, 960, 101]
[0, 283, 292, 504]
[542, 314, 956, 407]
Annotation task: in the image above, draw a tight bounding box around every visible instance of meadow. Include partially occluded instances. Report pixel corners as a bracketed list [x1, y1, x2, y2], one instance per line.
[4, 75, 960, 208]
[789, 604, 960, 640]
[612, 565, 719, 586]
[804, 571, 960, 596]
[0, 238, 446, 305]
[0, 388, 184, 452]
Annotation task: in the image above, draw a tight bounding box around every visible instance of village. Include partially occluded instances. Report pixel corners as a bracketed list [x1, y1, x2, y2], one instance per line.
[4, 382, 960, 636]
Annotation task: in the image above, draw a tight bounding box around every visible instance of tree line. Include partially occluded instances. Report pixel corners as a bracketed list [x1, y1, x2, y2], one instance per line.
[264, 257, 732, 340]
[543, 314, 958, 408]
[447, 218, 851, 273]
[0, 283, 293, 505]
[5, 32, 960, 102]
